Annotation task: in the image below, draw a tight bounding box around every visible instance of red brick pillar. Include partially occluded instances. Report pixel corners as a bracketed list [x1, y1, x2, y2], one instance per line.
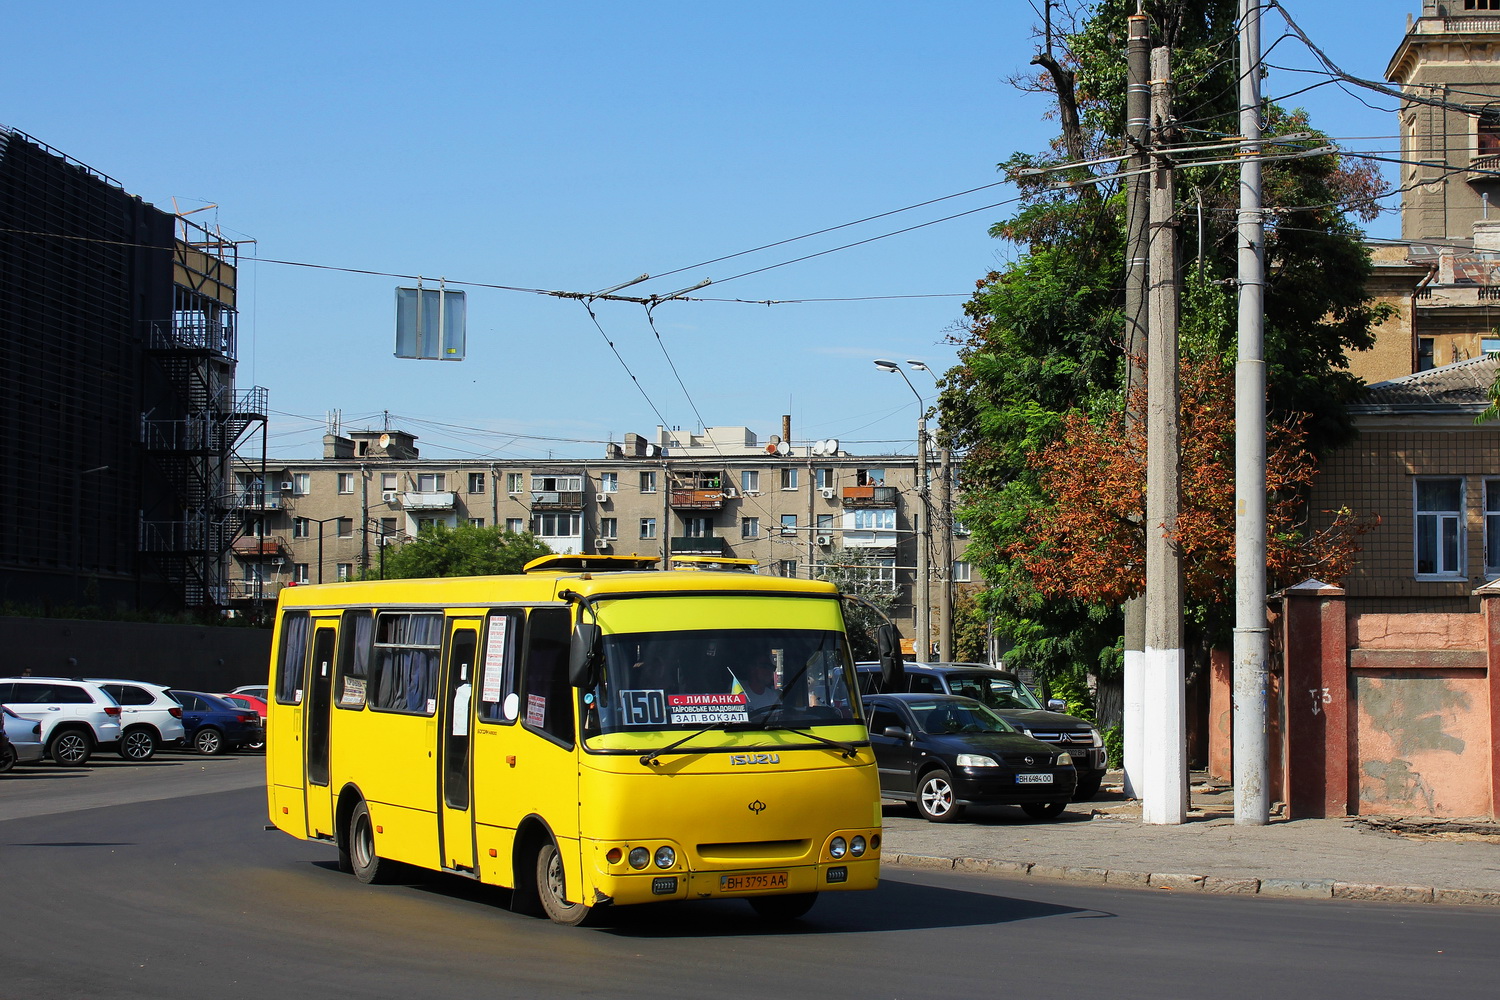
[1280, 580, 1348, 819]
[1480, 581, 1500, 819]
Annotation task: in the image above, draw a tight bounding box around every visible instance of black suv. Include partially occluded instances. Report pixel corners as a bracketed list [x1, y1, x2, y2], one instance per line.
[856, 662, 1108, 800]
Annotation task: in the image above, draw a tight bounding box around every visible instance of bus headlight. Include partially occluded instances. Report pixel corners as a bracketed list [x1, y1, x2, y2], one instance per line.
[654, 846, 676, 869]
[830, 837, 847, 859]
[956, 753, 997, 768]
[850, 836, 867, 857]
[629, 847, 650, 870]
[1056, 752, 1073, 767]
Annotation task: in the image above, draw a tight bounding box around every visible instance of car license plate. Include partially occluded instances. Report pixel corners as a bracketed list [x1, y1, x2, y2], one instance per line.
[1017, 773, 1053, 784]
[721, 871, 788, 892]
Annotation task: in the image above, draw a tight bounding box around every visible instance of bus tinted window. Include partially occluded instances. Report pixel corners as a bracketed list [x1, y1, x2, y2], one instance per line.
[336, 610, 373, 709]
[522, 607, 573, 745]
[276, 611, 310, 704]
[370, 612, 443, 714]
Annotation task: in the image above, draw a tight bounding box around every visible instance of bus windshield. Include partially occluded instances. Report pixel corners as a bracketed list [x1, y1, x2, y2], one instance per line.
[591, 627, 857, 735]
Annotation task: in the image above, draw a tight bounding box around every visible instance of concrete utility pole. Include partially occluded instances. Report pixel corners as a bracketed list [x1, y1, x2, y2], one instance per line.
[936, 436, 953, 661]
[1143, 44, 1188, 826]
[915, 413, 931, 659]
[1122, 7, 1152, 802]
[1234, 0, 1272, 826]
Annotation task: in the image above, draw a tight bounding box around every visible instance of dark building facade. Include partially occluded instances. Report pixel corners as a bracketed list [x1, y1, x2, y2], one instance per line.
[0, 125, 264, 613]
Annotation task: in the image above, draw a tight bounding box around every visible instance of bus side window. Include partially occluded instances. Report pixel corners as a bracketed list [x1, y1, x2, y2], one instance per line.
[336, 609, 373, 709]
[369, 612, 443, 715]
[478, 610, 522, 723]
[276, 611, 310, 705]
[520, 607, 573, 746]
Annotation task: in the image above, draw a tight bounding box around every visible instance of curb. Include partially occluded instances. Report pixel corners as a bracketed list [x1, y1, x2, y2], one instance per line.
[886, 853, 1500, 907]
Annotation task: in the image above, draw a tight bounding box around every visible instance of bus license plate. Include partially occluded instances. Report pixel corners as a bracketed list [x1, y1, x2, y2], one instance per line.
[721, 871, 788, 892]
[1017, 773, 1053, 784]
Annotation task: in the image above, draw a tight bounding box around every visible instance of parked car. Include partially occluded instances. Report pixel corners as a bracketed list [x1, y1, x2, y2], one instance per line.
[2, 704, 45, 771]
[857, 661, 1108, 800]
[862, 693, 1078, 822]
[0, 677, 122, 765]
[219, 693, 266, 750]
[168, 690, 263, 755]
[230, 684, 268, 701]
[88, 679, 186, 761]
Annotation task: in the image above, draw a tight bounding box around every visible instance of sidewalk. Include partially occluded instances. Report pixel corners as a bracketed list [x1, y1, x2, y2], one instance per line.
[879, 772, 1500, 906]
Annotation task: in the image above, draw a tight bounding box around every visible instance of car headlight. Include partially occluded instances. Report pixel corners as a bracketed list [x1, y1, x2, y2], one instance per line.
[1056, 752, 1073, 767]
[629, 847, 650, 869]
[956, 753, 997, 768]
[850, 836, 866, 857]
[654, 846, 676, 869]
[830, 837, 847, 859]
[1090, 728, 1103, 748]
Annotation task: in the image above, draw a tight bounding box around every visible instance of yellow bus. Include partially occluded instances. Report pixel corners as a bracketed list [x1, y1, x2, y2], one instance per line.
[266, 554, 898, 924]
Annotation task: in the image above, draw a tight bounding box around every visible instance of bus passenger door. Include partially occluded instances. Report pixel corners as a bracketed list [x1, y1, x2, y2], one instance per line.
[304, 625, 337, 839]
[439, 620, 479, 873]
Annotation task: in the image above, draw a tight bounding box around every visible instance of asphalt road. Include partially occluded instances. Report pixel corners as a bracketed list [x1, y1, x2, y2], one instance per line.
[3, 756, 1499, 1000]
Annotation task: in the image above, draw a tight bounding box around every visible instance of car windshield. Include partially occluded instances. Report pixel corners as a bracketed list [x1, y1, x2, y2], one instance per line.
[943, 673, 1045, 711]
[588, 627, 858, 736]
[907, 699, 1016, 735]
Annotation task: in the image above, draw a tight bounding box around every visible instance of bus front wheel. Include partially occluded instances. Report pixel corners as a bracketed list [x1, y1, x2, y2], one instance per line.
[748, 892, 817, 922]
[536, 840, 592, 926]
[349, 800, 395, 884]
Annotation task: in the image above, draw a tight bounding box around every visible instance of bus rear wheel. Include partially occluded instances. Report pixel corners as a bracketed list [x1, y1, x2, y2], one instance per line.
[748, 892, 817, 922]
[349, 800, 395, 884]
[536, 840, 592, 926]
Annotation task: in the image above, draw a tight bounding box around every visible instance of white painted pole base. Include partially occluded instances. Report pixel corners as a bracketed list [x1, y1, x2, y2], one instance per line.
[1141, 644, 1187, 825]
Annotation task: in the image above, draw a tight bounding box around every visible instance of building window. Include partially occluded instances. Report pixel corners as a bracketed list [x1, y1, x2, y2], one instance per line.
[1480, 107, 1500, 156]
[292, 563, 310, 584]
[293, 517, 310, 539]
[781, 468, 799, 490]
[815, 467, 834, 489]
[851, 508, 896, 531]
[683, 516, 714, 538]
[640, 471, 657, 494]
[816, 513, 835, 531]
[1484, 338, 1500, 356]
[778, 560, 797, 578]
[857, 468, 885, 486]
[600, 472, 618, 493]
[953, 560, 972, 583]
[533, 513, 581, 537]
[382, 473, 398, 492]
[741, 517, 760, 539]
[1418, 337, 1435, 372]
[741, 470, 760, 494]
[640, 517, 657, 540]
[1415, 478, 1464, 577]
[468, 517, 484, 528]
[468, 472, 486, 494]
[1486, 481, 1500, 578]
[534, 474, 583, 493]
[780, 514, 797, 535]
[505, 517, 524, 533]
[417, 472, 446, 492]
[337, 473, 355, 494]
[507, 473, 523, 494]
[337, 563, 354, 581]
[601, 517, 618, 539]
[416, 517, 438, 533]
[293, 473, 311, 496]
[337, 518, 354, 538]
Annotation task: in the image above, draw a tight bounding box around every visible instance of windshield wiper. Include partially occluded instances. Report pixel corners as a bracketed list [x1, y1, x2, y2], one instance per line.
[639, 721, 751, 767]
[760, 722, 860, 758]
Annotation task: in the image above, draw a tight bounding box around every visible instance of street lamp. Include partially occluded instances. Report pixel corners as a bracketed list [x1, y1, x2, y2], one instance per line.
[874, 359, 930, 659]
[906, 360, 954, 663]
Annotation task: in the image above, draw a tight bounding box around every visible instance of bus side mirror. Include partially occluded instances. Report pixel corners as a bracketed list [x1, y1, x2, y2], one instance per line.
[877, 623, 904, 691]
[569, 622, 601, 688]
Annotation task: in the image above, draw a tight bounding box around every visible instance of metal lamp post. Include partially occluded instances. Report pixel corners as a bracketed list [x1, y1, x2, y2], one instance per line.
[906, 360, 953, 662]
[874, 359, 930, 659]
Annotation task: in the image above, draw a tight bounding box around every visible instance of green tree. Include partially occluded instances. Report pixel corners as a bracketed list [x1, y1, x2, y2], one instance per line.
[942, 0, 1385, 693]
[368, 523, 552, 580]
[814, 546, 898, 661]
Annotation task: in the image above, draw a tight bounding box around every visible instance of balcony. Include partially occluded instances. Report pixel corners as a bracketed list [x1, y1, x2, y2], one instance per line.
[530, 491, 584, 511]
[670, 487, 727, 510]
[402, 491, 456, 510]
[670, 535, 728, 555]
[841, 485, 899, 507]
[231, 535, 288, 558]
[226, 579, 285, 600]
[228, 490, 281, 510]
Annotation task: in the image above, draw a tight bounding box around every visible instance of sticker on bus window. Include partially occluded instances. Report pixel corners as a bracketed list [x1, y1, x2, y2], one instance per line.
[668, 692, 749, 726]
[481, 616, 510, 702]
[526, 694, 546, 727]
[618, 689, 667, 726]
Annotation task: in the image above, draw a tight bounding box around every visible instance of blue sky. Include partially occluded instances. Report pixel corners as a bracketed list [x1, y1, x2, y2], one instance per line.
[3, 1, 1419, 459]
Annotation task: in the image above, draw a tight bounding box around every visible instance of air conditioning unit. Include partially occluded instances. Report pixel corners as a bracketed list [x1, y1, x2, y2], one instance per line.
[723, 487, 738, 498]
[594, 539, 611, 550]
[380, 535, 397, 546]
[381, 490, 398, 503]
[280, 482, 294, 491]
[595, 493, 608, 503]
[820, 488, 836, 499]
[815, 534, 833, 546]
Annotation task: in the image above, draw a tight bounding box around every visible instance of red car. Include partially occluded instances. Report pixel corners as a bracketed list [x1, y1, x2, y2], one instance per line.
[218, 693, 267, 750]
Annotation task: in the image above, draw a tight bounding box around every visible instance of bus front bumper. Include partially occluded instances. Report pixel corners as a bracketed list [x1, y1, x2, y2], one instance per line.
[590, 858, 880, 907]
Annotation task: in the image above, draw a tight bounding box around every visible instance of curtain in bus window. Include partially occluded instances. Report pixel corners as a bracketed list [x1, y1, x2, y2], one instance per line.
[276, 612, 310, 704]
[372, 612, 442, 714]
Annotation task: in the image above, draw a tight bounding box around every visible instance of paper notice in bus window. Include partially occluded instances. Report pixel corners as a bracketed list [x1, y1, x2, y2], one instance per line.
[526, 694, 546, 727]
[668, 692, 749, 726]
[339, 677, 366, 706]
[482, 616, 510, 702]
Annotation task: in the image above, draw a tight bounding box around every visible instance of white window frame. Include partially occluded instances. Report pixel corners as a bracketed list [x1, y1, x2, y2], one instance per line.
[640, 471, 657, 494]
[741, 470, 760, 493]
[601, 517, 618, 539]
[417, 472, 446, 492]
[505, 517, 524, 533]
[382, 473, 398, 492]
[1415, 477, 1465, 579]
[640, 517, 657, 540]
[337, 473, 355, 494]
[292, 563, 310, 584]
[600, 472, 619, 493]
[293, 473, 311, 496]
[1485, 480, 1500, 579]
[468, 472, 486, 494]
[507, 473, 524, 494]
[953, 560, 972, 583]
[741, 517, 760, 539]
[781, 467, 799, 491]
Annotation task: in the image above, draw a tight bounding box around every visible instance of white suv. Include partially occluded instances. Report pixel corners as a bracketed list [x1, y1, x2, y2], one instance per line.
[90, 679, 187, 761]
[0, 677, 122, 765]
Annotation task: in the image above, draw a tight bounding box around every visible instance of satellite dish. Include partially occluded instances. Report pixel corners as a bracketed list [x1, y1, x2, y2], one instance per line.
[811, 440, 825, 456]
[776, 441, 791, 456]
[765, 443, 778, 454]
[379, 433, 391, 449]
[827, 438, 839, 455]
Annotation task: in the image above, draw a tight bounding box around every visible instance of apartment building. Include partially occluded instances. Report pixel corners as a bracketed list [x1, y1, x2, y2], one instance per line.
[229, 423, 973, 655]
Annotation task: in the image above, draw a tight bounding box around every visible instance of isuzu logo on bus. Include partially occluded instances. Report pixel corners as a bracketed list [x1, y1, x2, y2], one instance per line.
[730, 753, 780, 766]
